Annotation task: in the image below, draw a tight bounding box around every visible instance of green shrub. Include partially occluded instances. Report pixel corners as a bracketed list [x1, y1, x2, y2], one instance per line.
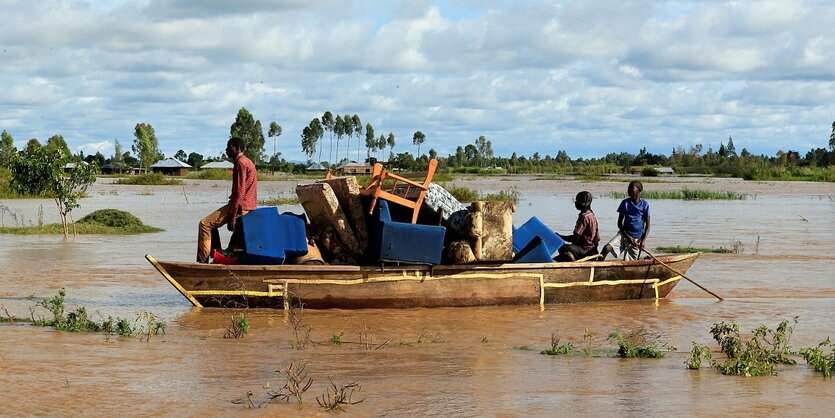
[687, 319, 797, 376]
[608, 327, 665, 358]
[800, 337, 835, 377]
[114, 173, 182, 185]
[78, 209, 144, 228]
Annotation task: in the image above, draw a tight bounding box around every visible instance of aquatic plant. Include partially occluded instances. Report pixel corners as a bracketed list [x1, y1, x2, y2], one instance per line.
[541, 333, 575, 356]
[1, 208, 163, 235]
[114, 173, 182, 185]
[605, 188, 749, 200]
[608, 326, 666, 358]
[800, 337, 835, 377]
[288, 305, 314, 350]
[330, 331, 344, 345]
[482, 186, 520, 203]
[656, 246, 734, 254]
[444, 184, 480, 203]
[687, 318, 797, 376]
[415, 329, 446, 344]
[27, 288, 138, 336]
[273, 362, 313, 404]
[685, 344, 713, 370]
[224, 313, 250, 339]
[316, 377, 363, 412]
[259, 192, 300, 206]
[135, 311, 166, 341]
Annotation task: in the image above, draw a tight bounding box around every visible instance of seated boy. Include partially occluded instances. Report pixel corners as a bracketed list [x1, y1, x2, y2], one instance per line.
[555, 191, 600, 262]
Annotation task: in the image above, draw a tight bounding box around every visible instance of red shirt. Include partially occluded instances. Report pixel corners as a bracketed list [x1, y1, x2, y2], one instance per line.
[573, 209, 600, 251]
[229, 153, 257, 213]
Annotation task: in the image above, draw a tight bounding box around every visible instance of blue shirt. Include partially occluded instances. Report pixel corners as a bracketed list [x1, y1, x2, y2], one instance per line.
[617, 198, 650, 238]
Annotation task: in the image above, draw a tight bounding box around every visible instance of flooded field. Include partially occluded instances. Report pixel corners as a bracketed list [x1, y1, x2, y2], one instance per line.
[1, 176, 834, 416]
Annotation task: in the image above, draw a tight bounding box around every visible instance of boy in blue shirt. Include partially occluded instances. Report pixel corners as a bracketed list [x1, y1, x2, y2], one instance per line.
[602, 180, 651, 260]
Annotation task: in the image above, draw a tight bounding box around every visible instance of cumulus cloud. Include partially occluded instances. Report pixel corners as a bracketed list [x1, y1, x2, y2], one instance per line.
[0, 0, 833, 161]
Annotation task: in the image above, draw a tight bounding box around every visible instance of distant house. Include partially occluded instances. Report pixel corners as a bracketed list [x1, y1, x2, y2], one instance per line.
[630, 166, 675, 176]
[338, 162, 374, 175]
[306, 163, 327, 172]
[100, 162, 128, 174]
[201, 161, 234, 173]
[63, 161, 89, 173]
[150, 158, 192, 176]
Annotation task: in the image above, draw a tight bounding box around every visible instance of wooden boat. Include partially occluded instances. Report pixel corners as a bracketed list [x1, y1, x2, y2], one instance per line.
[145, 252, 699, 309]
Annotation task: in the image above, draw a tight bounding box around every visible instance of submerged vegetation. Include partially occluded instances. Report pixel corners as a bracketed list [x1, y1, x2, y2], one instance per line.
[19, 288, 164, 340]
[605, 188, 750, 200]
[656, 245, 736, 254]
[259, 192, 300, 206]
[114, 173, 182, 185]
[608, 327, 667, 358]
[687, 319, 798, 376]
[0, 208, 163, 234]
[443, 184, 520, 204]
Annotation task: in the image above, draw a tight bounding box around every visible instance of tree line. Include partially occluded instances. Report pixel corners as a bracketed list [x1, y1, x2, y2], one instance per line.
[2, 114, 833, 180]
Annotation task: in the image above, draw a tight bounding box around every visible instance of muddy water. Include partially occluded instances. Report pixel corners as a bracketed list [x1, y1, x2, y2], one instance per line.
[1, 177, 833, 416]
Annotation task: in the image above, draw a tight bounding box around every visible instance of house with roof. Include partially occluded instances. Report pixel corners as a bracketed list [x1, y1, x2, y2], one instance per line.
[201, 160, 234, 173]
[63, 161, 89, 173]
[306, 162, 328, 172]
[338, 161, 374, 175]
[151, 158, 192, 176]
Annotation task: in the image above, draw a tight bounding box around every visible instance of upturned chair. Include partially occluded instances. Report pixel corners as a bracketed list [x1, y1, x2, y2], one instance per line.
[360, 159, 438, 224]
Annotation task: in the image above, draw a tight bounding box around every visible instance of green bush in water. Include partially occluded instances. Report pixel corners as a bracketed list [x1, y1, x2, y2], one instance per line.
[77, 209, 145, 228]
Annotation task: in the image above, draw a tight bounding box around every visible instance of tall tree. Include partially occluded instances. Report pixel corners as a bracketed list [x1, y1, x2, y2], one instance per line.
[377, 134, 386, 160]
[174, 149, 188, 162]
[475, 135, 492, 167]
[0, 130, 16, 167]
[413, 131, 426, 157]
[132, 122, 162, 170]
[386, 133, 396, 163]
[45, 135, 72, 160]
[230, 108, 266, 165]
[25, 138, 42, 157]
[321, 111, 335, 165]
[9, 147, 96, 237]
[726, 135, 737, 157]
[111, 139, 125, 171]
[830, 121, 835, 152]
[334, 114, 346, 165]
[268, 121, 282, 174]
[352, 115, 363, 161]
[187, 152, 204, 169]
[364, 123, 375, 161]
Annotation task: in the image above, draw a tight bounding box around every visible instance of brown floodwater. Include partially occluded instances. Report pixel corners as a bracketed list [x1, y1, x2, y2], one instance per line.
[1, 176, 834, 416]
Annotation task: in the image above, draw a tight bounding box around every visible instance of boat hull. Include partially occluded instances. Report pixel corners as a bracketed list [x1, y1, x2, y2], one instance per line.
[146, 253, 699, 309]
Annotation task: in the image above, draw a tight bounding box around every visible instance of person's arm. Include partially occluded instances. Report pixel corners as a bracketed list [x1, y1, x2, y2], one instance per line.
[639, 215, 650, 247]
[227, 162, 242, 231]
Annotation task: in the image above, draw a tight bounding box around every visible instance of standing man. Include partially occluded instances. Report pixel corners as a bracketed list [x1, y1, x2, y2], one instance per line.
[197, 137, 257, 263]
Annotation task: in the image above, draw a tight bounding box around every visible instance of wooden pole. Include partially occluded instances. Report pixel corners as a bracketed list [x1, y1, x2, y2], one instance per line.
[642, 248, 724, 301]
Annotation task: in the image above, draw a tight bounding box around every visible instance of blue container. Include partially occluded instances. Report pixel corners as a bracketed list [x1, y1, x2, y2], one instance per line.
[370, 200, 446, 265]
[512, 216, 564, 258]
[513, 236, 554, 263]
[242, 207, 308, 265]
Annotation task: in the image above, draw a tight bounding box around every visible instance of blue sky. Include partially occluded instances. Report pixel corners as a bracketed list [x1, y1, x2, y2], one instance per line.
[2, 0, 833, 162]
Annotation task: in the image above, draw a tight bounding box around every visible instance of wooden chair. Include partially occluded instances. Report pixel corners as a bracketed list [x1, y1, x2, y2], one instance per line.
[360, 159, 438, 224]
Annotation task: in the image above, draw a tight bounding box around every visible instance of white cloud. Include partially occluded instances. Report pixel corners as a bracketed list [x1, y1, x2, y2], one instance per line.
[0, 0, 833, 161]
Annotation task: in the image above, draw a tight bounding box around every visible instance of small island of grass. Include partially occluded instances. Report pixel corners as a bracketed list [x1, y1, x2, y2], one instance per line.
[0, 209, 164, 235]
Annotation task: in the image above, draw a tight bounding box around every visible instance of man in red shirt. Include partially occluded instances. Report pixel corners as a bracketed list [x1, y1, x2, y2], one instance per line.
[197, 137, 258, 263]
